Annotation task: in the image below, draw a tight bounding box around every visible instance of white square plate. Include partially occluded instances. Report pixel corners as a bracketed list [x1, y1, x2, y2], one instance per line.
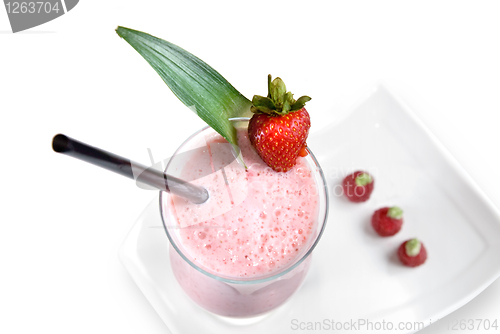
[119, 85, 500, 334]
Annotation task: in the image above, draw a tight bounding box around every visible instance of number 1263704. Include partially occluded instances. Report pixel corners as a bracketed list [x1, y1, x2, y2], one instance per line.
[5, 2, 61, 14]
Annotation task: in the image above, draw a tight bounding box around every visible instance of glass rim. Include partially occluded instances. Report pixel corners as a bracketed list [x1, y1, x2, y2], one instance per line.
[159, 117, 330, 285]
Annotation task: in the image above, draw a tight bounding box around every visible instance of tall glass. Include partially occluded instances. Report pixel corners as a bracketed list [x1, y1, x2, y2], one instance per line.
[160, 118, 329, 318]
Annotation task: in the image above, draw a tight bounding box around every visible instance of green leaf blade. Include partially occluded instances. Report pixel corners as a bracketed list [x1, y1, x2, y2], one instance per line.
[116, 26, 252, 164]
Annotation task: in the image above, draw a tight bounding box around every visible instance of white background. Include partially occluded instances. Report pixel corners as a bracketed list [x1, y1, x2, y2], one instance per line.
[1, 1, 500, 333]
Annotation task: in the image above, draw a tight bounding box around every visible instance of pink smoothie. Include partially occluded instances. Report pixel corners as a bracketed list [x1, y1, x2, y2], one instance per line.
[163, 124, 322, 317]
[173, 128, 318, 277]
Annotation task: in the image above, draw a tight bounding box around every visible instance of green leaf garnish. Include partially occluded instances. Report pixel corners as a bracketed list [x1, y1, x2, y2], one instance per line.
[115, 26, 252, 165]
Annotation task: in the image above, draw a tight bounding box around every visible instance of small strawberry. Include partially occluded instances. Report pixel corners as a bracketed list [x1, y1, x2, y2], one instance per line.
[371, 206, 403, 236]
[398, 238, 428, 267]
[342, 171, 374, 202]
[248, 75, 311, 172]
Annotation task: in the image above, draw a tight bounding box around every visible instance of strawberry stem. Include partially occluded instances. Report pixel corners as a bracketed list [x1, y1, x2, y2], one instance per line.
[267, 74, 272, 98]
[355, 173, 372, 186]
[405, 239, 422, 257]
[251, 75, 310, 116]
[387, 206, 403, 220]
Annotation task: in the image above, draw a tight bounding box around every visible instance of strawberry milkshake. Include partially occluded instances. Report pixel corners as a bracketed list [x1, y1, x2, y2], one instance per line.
[160, 119, 328, 318]
[115, 28, 328, 318]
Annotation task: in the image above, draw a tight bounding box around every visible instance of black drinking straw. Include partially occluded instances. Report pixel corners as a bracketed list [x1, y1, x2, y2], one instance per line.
[52, 134, 209, 204]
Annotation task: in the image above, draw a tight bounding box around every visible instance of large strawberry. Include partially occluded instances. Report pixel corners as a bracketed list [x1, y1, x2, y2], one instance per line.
[248, 75, 311, 172]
